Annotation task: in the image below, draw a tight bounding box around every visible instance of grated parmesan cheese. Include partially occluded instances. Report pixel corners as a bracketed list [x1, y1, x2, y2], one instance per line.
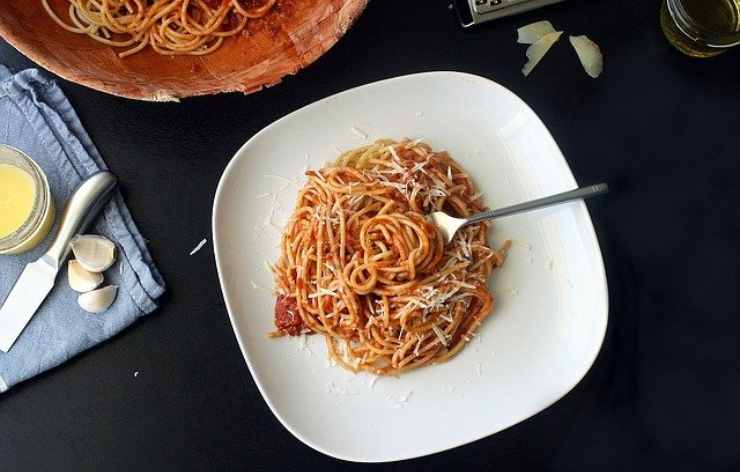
[387, 145, 401, 163]
[264, 174, 294, 184]
[432, 324, 449, 347]
[453, 281, 477, 290]
[308, 287, 339, 299]
[250, 280, 266, 291]
[398, 390, 413, 403]
[413, 335, 422, 356]
[351, 126, 368, 140]
[326, 380, 358, 396]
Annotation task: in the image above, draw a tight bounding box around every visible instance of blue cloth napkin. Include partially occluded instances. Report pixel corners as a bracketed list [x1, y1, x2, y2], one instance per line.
[0, 66, 165, 392]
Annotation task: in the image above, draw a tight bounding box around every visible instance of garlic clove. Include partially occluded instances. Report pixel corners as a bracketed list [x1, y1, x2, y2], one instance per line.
[569, 35, 603, 78]
[68, 260, 104, 293]
[517, 20, 556, 45]
[71, 235, 116, 273]
[77, 285, 118, 314]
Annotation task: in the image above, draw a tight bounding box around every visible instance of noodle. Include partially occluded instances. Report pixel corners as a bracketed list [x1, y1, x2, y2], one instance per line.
[272, 139, 510, 375]
[42, 0, 276, 57]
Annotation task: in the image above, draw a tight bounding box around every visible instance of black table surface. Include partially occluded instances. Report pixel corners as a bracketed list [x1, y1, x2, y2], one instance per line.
[2, 1, 740, 470]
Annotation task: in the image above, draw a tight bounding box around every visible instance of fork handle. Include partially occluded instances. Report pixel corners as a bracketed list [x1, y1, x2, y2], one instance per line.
[465, 183, 609, 226]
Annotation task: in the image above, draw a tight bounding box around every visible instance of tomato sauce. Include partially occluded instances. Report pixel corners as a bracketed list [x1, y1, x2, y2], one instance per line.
[274, 295, 303, 336]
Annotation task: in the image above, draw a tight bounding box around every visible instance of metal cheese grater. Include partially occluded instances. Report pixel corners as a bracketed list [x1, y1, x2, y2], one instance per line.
[454, 0, 567, 27]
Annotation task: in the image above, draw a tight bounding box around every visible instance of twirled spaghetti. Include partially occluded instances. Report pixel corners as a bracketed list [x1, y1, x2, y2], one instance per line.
[272, 139, 510, 375]
[42, 0, 276, 57]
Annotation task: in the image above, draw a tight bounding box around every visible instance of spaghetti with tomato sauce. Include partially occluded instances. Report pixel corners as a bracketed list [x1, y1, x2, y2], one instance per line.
[42, 0, 277, 57]
[271, 139, 509, 375]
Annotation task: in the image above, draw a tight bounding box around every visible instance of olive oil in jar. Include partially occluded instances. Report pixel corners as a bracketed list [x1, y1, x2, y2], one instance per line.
[661, 0, 740, 57]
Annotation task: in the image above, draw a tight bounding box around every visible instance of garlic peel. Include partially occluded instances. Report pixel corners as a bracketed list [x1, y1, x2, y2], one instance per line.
[569, 35, 603, 78]
[71, 235, 116, 273]
[78, 285, 118, 314]
[522, 31, 563, 77]
[68, 260, 104, 293]
[517, 21, 556, 44]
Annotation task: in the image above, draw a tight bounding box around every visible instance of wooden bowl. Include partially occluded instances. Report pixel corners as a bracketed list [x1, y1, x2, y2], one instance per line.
[0, 0, 367, 101]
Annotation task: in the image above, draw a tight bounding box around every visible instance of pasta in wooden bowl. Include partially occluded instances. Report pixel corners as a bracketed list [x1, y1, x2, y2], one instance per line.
[0, 0, 366, 101]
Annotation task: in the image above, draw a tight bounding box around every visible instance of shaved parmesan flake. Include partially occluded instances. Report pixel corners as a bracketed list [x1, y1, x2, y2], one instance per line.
[569, 35, 603, 78]
[351, 126, 368, 140]
[522, 31, 563, 77]
[264, 174, 293, 184]
[388, 390, 414, 408]
[517, 20, 556, 44]
[410, 158, 431, 175]
[432, 324, 449, 347]
[189, 238, 207, 256]
[308, 287, 339, 299]
[256, 193, 271, 199]
[250, 280, 266, 291]
[327, 381, 358, 396]
[453, 280, 477, 290]
[295, 333, 313, 355]
[504, 287, 520, 297]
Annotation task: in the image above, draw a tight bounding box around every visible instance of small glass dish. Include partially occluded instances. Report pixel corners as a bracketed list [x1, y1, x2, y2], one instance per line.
[0, 145, 55, 255]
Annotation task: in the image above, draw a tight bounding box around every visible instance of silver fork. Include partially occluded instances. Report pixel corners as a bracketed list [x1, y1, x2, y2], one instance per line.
[430, 183, 609, 244]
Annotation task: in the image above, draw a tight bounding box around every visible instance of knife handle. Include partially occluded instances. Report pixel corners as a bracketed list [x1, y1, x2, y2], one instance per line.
[43, 172, 118, 270]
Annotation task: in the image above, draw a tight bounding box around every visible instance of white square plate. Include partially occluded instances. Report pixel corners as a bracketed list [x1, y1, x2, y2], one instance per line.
[212, 72, 608, 463]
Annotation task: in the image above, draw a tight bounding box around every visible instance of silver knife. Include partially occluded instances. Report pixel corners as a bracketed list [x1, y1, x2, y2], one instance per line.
[0, 172, 118, 352]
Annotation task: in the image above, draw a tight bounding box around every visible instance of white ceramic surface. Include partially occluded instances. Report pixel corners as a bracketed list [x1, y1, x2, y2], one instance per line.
[212, 72, 608, 463]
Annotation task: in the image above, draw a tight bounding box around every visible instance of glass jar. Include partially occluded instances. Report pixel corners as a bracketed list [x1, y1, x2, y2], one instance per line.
[661, 0, 740, 57]
[0, 145, 55, 255]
